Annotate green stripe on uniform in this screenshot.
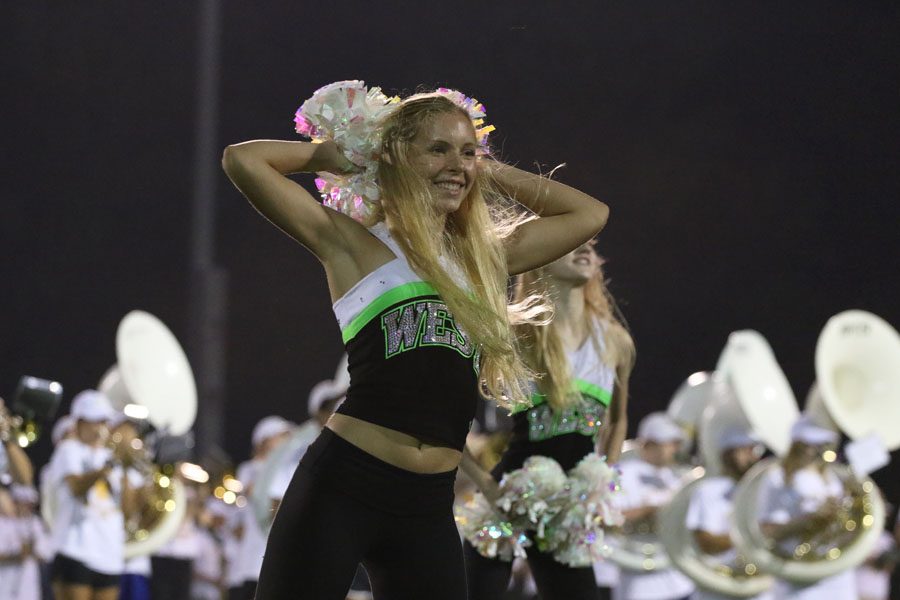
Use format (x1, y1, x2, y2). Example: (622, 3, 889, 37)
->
(511, 379, 612, 414)
(341, 281, 438, 343)
(575, 379, 612, 407)
(511, 392, 547, 414)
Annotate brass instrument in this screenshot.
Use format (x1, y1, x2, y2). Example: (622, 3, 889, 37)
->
(730, 310, 899, 583)
(43, 311, 197, 559)
(667, 371, 715, 446)
(0, 377, 64, 448)
(0, 399, 27, 445)
(606, 370, 731, 574)
(660, 476, 773, 597)
(731, 456, 885, 584)
(607, 465, 702, 572)
(659, 330, 798, 597)
(107, 419, 189, 558)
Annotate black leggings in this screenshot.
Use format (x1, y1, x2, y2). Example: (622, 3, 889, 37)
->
(463, 540, 602, 600)
(255, 427, 465, 600)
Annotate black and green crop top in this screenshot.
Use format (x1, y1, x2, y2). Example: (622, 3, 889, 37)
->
(331, 223, 479, 451)
(495, 321, 616, 474)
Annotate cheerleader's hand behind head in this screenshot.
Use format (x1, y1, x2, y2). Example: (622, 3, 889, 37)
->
(312, 140, 363, 176)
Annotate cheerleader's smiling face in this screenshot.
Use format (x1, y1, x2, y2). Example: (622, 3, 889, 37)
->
(408, 111, 478, 214)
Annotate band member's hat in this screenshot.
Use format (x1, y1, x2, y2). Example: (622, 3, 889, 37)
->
(251, 415, 293, 448)
(70, 390, 116, 423)
(789, 415, 839, 446)
(308, 379, 345, 415)
(637, 412, 686, 444)
(717, 426, 761, 451)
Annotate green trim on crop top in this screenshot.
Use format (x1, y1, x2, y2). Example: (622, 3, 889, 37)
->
(330, 222, 479, 451)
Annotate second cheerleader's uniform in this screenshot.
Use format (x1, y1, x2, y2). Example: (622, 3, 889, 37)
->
(465, 320, 616, 600)
(499, 320, 614, 475)
(255, 222, 479, 600)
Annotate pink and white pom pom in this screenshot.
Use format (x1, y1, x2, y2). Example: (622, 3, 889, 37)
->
(294, 81, 496, 222)
(294, 80, 399, 221)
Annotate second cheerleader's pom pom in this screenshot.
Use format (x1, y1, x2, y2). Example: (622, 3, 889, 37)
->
(496, 456, 569, 535)
(457, 453, 624, 565)
(538, 454, 624, 567)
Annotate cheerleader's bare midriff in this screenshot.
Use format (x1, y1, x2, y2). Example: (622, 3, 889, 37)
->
(326, 413, 462, 474)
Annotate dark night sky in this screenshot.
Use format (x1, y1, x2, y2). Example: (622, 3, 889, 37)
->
(3, 2, 899, 496)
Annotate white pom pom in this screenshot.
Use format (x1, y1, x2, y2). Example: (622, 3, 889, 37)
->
(294, 81, 399, 222)
(455, 493, 530, 562)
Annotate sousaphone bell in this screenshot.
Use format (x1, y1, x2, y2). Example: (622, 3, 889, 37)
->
(730, 310, 898, 583)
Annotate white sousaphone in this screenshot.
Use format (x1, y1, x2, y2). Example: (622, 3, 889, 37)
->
(660, 329, 798, 597)
(730, 310, 898, 583)
(43, 310, 198, 559)
(667, 371, 716, 446)
(701, 330, 799, 477)
(99, 310, 197, 436)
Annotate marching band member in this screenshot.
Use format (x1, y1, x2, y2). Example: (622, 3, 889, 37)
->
(191, 498, 226, 600)
(757, 416, 858, 600)
(36, 415, 69, 561)
(221, 502, 244, 600)
(0, 484, 53, 600)
(51, 390, 142, 600)
(685, 427, 771, 600)
(230, 416, 292, 600)
(109, 413, 152, 600)
(42, 414, 76, 489)
(266, 381, 345, 512)
(615, 412, 695, 600)
(151, 483, 202, 600)
(38, 413, 76, 564)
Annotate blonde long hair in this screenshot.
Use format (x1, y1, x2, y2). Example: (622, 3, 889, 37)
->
(513, 259, 636, 412)
(372, 93, 545, 409)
